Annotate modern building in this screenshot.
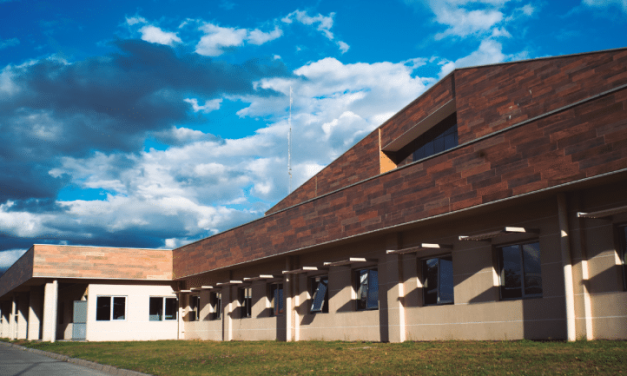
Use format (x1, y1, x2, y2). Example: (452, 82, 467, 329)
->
(1, 48, 626, 343)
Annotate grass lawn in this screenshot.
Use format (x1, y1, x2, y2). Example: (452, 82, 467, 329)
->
(3, 338, 626, 375)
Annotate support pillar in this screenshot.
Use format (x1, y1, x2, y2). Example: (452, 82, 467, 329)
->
(28, 286, 42, 340)
(16, 292, 28, 339)
(223, 286, 233, 341)
(385, 252, 406, 343)
(42, 279, 58, 342)
(557, 193, 576, 342)
(9, 295, 16, 340)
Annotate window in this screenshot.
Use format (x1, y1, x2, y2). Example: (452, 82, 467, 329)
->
(270, 283, 284, 316)
(239, 287, 252, 318)
(498, 242, 542, 300)
(619, 225, 627, 290)
(189, 295, 200, 321)
(96, 296, 126, 321)
(355, 269, 378, 310)
(310, 276, 329, 313)
(422, 256, 454, 305)
(209, 292, 221, 320)
(413, 122, 458, 161)
(149, 297, 178, 321)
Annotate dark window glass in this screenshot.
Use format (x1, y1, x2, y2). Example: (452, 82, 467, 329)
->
(412, 123, 458, 161)
(423, 256, 454, 305)
(210, 292, 221, 320)
(165, 298, 177, 320)
(310, 276, 329, 313)
(112, 297, 125, 320)
(356, 269, 378, 310)
(189, 296, 199, 321)
(271, 284, 284, 316)
(239, 287, 252, 318)
(96, 297, 110, 321)
(149, 297, 163, 321)
(500, 242, 542, 299)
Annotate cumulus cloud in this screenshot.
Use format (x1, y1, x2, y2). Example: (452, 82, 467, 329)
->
(438, 38, 508, 77)
(184, 98, 223, 113)
(195, 23, 283, 56)
(139, 25, 182, 46)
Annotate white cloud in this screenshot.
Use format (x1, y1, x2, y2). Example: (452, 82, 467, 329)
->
(0, 38, 19, 49)
(583, 0, 627, 13)
(40, 56, 434, 242)
(438, 38, 509, 77)
(0, 249, 28, 274)
(125, 16, 147, 26)
(195, 23, 282, 56)
(184, 98, 222, 113)
(281, 10, 350, 53)
(139, 25, 182, 46)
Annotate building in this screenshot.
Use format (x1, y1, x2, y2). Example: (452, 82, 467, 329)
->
(1, 48, 626, 342)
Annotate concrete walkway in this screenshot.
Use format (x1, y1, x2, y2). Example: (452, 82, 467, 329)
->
(0, 342, 151, 376)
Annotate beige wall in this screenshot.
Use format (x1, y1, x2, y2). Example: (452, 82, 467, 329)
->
(86, 283, 178, 341)
(177, 181, 627, 342)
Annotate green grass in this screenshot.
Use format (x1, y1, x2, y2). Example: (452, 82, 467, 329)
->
(5, 338, 626, 375)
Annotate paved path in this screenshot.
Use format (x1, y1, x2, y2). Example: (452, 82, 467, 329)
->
(0, 344, 111, 376)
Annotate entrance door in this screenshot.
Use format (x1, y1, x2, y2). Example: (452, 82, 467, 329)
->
(72, 301, 87, 340)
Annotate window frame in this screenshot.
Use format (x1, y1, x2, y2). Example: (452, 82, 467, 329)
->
(95, 296, 127, 321)
(497, 240, 543, 300)
(354, 268, 379, 311)
(209, 292, 221, 321)
(270, 283, 284, 317)
(309, 275, 329, 314)
(420, 255, 454, 306)
(149, 296, 178, 322)
(238, 287, 252, 319)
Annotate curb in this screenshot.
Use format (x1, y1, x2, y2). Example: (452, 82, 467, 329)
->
(0, 341, 153, 376)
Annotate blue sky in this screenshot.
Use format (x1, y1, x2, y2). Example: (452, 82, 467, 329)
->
(0, 0, 626, 274)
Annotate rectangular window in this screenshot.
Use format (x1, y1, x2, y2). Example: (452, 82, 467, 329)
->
(270, 283, 284, 316)
(189, 295, 200, 321)
(422, 256, 454, 305)
(499, 242, 543, 300)
(310, 276, 329, 313)
(96, 296, 126, 321)
(355, 269, 378, 311)
(239, 287, 252, 318)
(209, 292, 221, 320)
(149, 297, 178, 321)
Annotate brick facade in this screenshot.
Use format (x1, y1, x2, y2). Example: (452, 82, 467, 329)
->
(175, 82, 627, 278)
(0, 247, 34, 297)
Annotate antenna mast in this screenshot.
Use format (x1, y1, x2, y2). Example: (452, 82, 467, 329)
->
(288, 86, 293, 194)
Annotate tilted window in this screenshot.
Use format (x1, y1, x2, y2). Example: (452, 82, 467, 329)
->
(499, 242, 543, 300)
(149, 297, 178, 321)
(355, 269, 378, 311)
(209, 292, 221, 320)
(270, 283, 284, 316)
(412, 119, 458, 162)
(422, 256, 454, 305)
(310, 276, 329, 313)
(96, 296, 126, 321)
(189, 295, 200, 321)
(239, 287, 252, 318)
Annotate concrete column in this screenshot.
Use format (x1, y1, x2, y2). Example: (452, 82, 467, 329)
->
(28, 286, 42, 340)
(9, 295, 16, 340)
(223, 286, 233, 341)
(557, 193, 576, 342)
(385, 252, 406, 343)
(293, 274, 300, 342)
(42, 279, 58, 342)
(1, 302, 10, 338)
(284, 257, 293, 342)
(16, 293, 28, 339)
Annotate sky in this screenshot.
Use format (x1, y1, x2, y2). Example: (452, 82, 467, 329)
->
(0, 0, 626, 275)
